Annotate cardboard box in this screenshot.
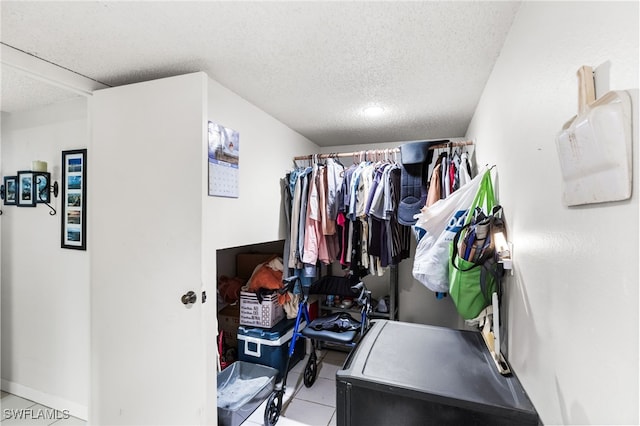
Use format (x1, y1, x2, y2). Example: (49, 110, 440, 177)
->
(218, 303, 240, 349)
(236, 253, 278, 280)
(239, 291, 285, 328)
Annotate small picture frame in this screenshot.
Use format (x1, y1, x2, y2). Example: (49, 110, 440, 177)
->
(61, 149, 87, 250)
(35, 172, 51, 204)
(3, 176, 17, 206)
(17, 171, 36, 207)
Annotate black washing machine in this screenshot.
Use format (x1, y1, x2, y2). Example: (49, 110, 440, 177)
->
(336, 320, 539, 426)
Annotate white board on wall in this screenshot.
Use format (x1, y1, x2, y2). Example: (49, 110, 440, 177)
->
(556, 69, 633, 206)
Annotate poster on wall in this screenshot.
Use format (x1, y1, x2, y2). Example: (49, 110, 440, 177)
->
(61, 149, 87, 250)
(208, 121, 239, 198)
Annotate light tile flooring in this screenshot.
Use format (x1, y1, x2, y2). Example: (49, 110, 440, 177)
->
(1, 349, 346, 426)
(0, 392, 85, 425)
(241, 348, 348, 426)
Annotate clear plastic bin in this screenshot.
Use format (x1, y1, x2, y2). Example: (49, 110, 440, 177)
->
(217, 361, 278, 426)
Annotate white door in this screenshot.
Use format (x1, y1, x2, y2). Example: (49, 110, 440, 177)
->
(90, 73, 209, 425)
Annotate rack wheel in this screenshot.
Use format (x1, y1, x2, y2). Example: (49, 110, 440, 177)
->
(264, 390, 283, 426)
(303, 353, 318, 387)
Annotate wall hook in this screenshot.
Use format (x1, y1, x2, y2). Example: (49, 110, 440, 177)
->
(37, 180, 59, 215)
(43, 201, 56, 216)
(51, 181, 59, 198)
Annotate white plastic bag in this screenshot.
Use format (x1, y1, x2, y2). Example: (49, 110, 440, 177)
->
(412, 168, 487, 293)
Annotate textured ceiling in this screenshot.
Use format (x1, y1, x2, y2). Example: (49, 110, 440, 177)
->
(1, 65, 82, 112)
(1, 1, 521, 146)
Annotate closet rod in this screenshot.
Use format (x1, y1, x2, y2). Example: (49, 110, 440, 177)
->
(293, 139, 474, 161)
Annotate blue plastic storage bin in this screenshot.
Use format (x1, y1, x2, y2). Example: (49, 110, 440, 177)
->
(237, 318, 305, 380)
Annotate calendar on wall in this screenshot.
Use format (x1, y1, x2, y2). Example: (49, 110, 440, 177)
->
(208, 121, 239, 198)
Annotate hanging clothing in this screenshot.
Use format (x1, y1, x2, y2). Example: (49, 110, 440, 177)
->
(283, 145, 472, 281)
(449, 159, 456, 193)
(441, 155, 450, 198)
(425, 163, 442, 208)
(297, 167, 312, 265)
(281, 174, 293, 279)
(325, 157, 344, 221)
(288, 169, 304, 269)
(302, 164, 323, 265)
(397, 141, 439, 226)
(459, 152, 472, 187)
(285, 159, 409, 277)
(451, 151, 461, 192)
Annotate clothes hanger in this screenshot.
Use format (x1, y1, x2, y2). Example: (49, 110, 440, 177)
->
(333, 152, 345, 167)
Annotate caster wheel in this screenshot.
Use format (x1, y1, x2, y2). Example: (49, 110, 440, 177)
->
(303, 355, 318, 387)
(264, 391, 283, 426)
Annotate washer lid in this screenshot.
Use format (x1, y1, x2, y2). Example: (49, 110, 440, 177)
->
(342, 321, 536, 415)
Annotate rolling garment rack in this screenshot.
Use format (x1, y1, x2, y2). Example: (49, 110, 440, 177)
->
(291, 139, 475, 322)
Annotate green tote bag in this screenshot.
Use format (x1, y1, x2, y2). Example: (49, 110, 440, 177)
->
(448, 170, 502, 320)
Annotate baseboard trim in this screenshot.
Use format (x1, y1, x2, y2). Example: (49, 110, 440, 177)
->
(1, 379, 87, 420)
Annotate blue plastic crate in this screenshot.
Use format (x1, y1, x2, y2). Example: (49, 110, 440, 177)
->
(237, 318, 305, 380)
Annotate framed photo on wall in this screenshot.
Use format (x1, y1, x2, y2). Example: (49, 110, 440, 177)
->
(35, 172, 51, 203)
(3, 176, 17, 206)
(17, 171, 36, 207)
(61, 149, 87, 250)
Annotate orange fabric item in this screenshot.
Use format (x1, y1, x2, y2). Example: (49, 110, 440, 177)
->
(247, 263, 283, 292)
(278, 292, 291, 306)
(217, 275, 246, 304)
(425, 163, 442, 209)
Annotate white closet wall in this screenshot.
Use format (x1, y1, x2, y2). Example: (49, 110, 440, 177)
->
(90, 72, 318, 425)
(467, 2, 639, 424)
(203, 77, 319, 422)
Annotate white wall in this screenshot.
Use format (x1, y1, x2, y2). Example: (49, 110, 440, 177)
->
(203, 78, 319, 251)
(203, 77, 318, 423)
(0, 112, 2, 396)
(1, 98, 90, 418)
(466, 2, 639, 424)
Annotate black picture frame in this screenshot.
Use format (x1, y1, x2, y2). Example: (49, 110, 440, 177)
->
(61, 149, 87, 250)
(3, 176, 18, 206)
(35, 172, 51, 204)
(17, 171, 36, 207)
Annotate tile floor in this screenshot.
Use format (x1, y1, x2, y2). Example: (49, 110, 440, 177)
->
(241, 348, 348, 426)
(1, 348, 345, 426)
(0, 391, 85, 425)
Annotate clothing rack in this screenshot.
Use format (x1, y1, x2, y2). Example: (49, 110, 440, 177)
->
(292, 139, 474, 162)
